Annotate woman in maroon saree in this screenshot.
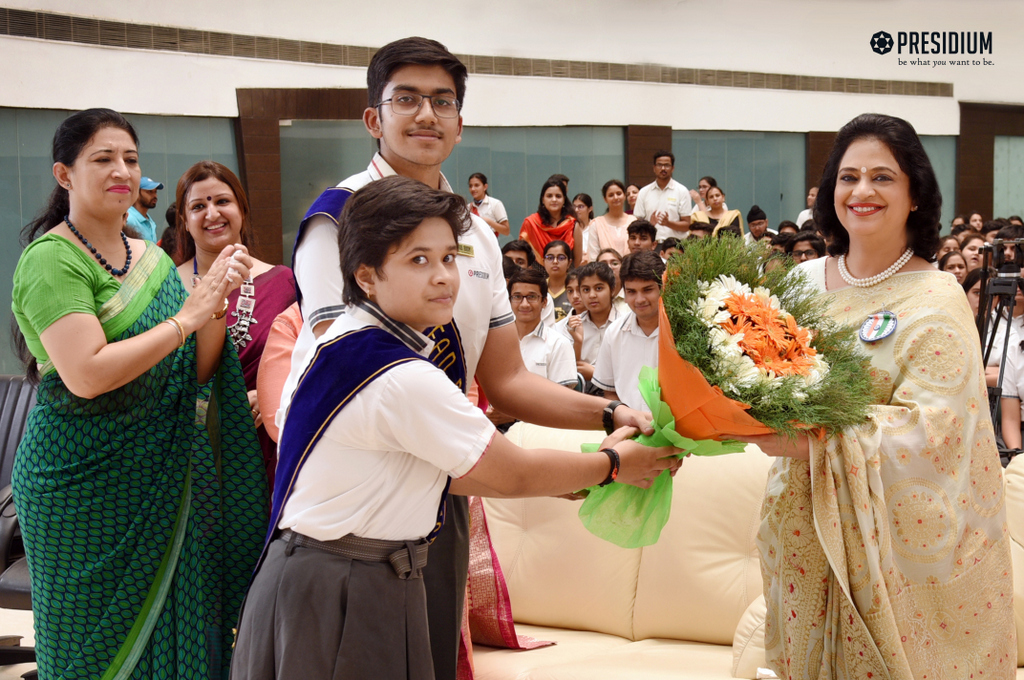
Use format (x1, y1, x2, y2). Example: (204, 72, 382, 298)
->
(175, 161, 295, 487)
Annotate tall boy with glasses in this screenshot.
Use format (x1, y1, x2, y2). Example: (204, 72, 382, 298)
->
(277, 37, 664, 680)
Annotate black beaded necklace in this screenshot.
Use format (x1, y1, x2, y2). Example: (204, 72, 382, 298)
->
(64, 216, 132, 276)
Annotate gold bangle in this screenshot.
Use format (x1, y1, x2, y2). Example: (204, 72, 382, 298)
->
(164, 316, 186, 348)
(211, 298, 229, 320)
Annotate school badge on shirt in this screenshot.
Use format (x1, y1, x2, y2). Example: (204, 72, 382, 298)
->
(859, 311, 897, 343)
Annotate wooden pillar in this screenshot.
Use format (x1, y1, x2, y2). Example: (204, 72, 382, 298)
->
(626, 125, 673, 189)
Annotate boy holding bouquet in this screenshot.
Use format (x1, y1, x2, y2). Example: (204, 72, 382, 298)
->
(230, 176, 677, 680)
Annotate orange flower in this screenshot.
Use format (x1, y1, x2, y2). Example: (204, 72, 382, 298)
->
(719, 292, 817, 378)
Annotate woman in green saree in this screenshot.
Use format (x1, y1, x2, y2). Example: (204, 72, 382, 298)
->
(10, 109, 268, 679)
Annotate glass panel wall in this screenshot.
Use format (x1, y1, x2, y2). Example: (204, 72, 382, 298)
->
(920, 135, 957, 232)
(671, 130, 806, 230)
(993, 135, 1024, 222)
(0, 107, 237, 374)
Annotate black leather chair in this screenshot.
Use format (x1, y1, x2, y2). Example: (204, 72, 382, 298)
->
(0, 375, 37, 676)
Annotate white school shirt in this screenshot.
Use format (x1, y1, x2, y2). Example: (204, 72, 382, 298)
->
(518, 320, 577, 386)
(472, 195, 509, 232)
(278, 153, 515, 432)
(278, 305, 495, 542)
(555, 307, 619, 365)
(591, 311, 659, 411)
(796, 208, 813, 227)
(633, 178, 693, 242)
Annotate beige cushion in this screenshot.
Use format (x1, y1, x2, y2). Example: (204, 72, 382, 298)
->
(1004, 456, 1024, 667)
(485, 425, 641, 639)
(632, 448, 773, 644)
(731, 594, 767, 679)
(471, 625, 631, 680)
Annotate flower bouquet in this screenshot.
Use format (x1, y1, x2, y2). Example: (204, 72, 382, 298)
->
(579, 236, 874, 548)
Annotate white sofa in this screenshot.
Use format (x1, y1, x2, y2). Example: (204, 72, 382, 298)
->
(472, 424, 1024, 680)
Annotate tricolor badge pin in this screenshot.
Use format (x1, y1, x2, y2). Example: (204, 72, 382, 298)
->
(859, 311, 897, 343)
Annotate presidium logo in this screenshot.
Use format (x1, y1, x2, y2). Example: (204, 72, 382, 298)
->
(869, 29, 993, 62)
(871, 31, 894, 55)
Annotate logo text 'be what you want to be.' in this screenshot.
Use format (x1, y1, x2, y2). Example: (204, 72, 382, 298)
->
(871, 30, 994, 67)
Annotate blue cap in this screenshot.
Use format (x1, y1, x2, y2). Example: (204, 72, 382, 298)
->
(140, 177, 164, 190)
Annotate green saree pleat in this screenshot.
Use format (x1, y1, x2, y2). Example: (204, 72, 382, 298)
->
(12, 246, 269, 680)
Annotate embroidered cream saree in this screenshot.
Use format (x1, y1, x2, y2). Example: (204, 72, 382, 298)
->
(757, 270, 1016, 679)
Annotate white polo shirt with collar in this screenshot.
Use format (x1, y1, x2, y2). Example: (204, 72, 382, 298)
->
(633, 178, 693, 242)
(591, 310, 659, 411)
(555, 306, 619, 365)
(518, 320, 577, 386)
(472, 194, 508, 232)
(278, 304, 495, 542)
(278, 153, 515, 432)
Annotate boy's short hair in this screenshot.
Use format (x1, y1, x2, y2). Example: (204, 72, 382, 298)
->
(575, 261, 616, 290)
(659, 237, 680, 254)
(770, 232, 795, 248)
(627, 220, 657, 241)
(620, 250, 666, 287)
(565, 268, 580, 286)
(785, 232, 826, 257)
(367, 37, 468, 108)
(501, 239, 536, 267)
(596, 247, 623, 262)
(502, 255, 519, 281)
(508, 264, 549, 298)
(338, 176, 470, 305)
(777, 220, 798, 232)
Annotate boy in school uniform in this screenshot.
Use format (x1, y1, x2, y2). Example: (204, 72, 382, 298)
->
(626, 220, 659, 253)
(231, 177, 677, 680)
(557, 261, 619, 385)
(592, 251, 666, 411)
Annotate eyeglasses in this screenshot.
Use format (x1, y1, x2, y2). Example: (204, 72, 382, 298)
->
(378, 93, 461, 119)
(791, 249, 818, 260)
(544, 254, 569, 262)
(654, 163, 673, 169)
(511, 294, 542, 303)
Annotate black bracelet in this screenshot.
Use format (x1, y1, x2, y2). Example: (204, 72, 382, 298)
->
(599, 448, 620, 487)
(602, 400, 625, 435)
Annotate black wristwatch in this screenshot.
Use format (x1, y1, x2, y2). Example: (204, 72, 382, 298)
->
(602, 400, 625, 435)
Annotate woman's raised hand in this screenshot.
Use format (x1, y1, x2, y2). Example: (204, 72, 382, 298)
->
(178, 245, 252, 333)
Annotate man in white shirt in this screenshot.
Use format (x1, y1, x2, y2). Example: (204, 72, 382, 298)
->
(796, 186, 818, 227)
(745, 205, 776, 244)
(280, 37, 659, 680)
(633, 151, 692, 242)
(593, 251, 665, 410)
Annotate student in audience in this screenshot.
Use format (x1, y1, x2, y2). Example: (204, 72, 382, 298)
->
(592, 251, 666, 411)
(982, 220, 1004, 243)
(557, 261, 619, 384)
(776, 220, 799, 236)
(785, 232, 826, 261)
(659, 237, 682, 261)
(795, 186, 818, 227)
(564, 269, 585, 315)
(960, 232, 985, 271)
(468, 172, 510, 236)
(502, 255, 518, 284)
(968, 211, 984, 231)
(596, 247, 628, 313)
(543, 239, 573, 322)
(935, 234, 960, 260)
(501, 239, 536, 268)
(769, 231, 794, 254)
(938, 250, 968, 284)
(573, 193, 594, 262)
(745, 205, 774, 243)
(688, 175, 720, 213)
(587, 179, 636, 262)
(234, 177, 677, 679)
(950, 214, 966, 231)
(626, 219, 658, 253)
(1010, 215, 1024, 227)
(691, 186, 742, 233)
(625, 183, 640, 214)
(509, 266, 577, 386)
(688, 223, 711, 239)
(520, 178, 582, 265)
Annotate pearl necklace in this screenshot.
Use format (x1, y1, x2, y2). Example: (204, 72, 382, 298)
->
(837, 248, 914, 288)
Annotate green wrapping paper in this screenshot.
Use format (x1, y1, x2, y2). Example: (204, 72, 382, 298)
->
(578, 367, 747, 549)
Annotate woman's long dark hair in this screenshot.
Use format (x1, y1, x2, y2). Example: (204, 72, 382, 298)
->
(536, 179, 574, 226)
(15, 109, 140, 382)
(814, 113, 941, 260)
